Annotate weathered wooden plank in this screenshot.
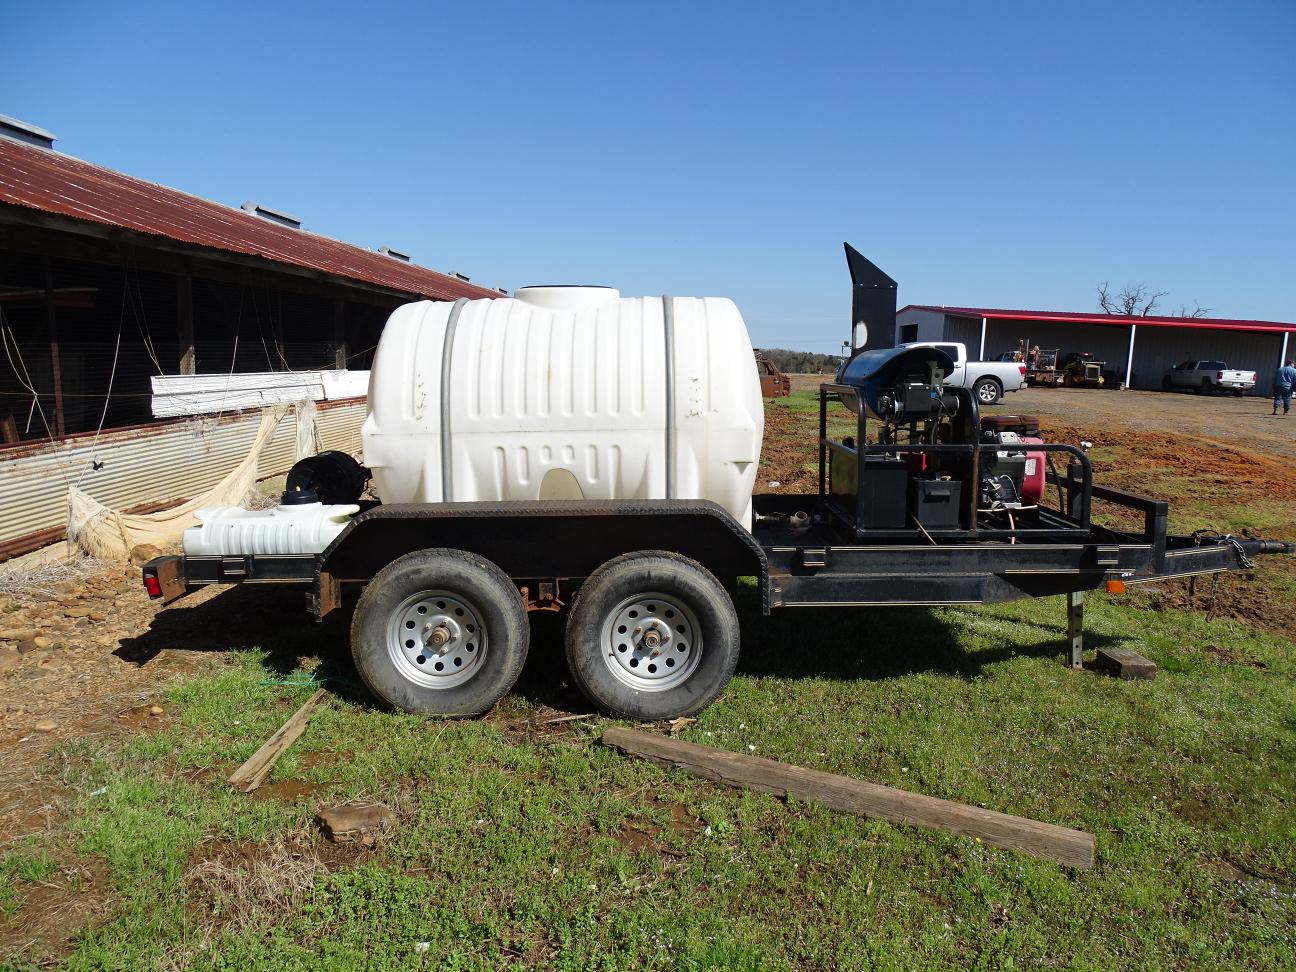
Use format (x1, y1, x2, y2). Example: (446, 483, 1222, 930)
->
(1095, 648, 1157, 680)
(602, 727, 1094, 869)
(315, 801, 394, 843)
(228, 689, 327, 793)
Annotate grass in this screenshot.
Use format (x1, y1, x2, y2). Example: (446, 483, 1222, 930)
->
(0, 849, 57, 916)
(4, 595, 1295, 970)
(4, 390, 1295, 969)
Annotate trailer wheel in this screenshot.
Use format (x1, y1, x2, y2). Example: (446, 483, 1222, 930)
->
(973, 377, 1002, 405)
(564, 551, 739, 720)
(350, 548, 528, 717)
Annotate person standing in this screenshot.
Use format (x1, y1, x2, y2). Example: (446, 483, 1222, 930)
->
(1272, 360, 1296, 415)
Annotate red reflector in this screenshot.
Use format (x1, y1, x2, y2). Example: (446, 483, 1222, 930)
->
(144, 575, 163, 598)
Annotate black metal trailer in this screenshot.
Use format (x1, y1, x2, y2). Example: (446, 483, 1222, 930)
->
(142, 344, 1290, 722)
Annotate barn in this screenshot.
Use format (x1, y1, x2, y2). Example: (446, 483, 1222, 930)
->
(0, 116, 498, 559)
(895, 305, 1294, 395)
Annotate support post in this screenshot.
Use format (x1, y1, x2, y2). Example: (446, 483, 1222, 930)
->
(177, 272, 195, 375)
(1066, 589, 1084, 671)
(274, 290, 285, 369)
(332, 298, 348, 369)
(1124, 324, 1136, 389)
(978, 316, 988, 361)
(41, 255, 66, 437)
(1280, 331, 1290, 371)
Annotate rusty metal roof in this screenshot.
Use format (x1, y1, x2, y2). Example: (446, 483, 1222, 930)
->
(0, 137, 499, 301)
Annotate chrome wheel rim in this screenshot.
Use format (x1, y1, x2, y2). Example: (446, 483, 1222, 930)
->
(977, 383, 998, 403)
(600, 592, 701, 692)
(386, 590, 486, 688)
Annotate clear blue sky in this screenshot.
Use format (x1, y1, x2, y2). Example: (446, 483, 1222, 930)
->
(3, 0, 1293, 350)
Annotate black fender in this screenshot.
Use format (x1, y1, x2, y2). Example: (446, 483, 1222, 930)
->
(319, 499, 771, 612)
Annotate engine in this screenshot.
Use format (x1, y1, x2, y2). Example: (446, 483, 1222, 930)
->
(832, 345, 1054, 534)
(979, 416, 1046, 512)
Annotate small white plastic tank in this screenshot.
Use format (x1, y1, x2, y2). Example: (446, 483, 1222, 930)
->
(362, 288, 764, 529)
(184, 501, 360, 556)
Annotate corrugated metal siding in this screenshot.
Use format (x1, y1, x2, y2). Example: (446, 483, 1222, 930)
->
(977, 320, 1134, 375)
(0, 399, 365, 549)
(943, 315, 983, 354)
(894, 308, 945, 345)
(910, 306, 1292, 392)
(1132, 327, 1284, 394)
(969, 319, 1286, 392)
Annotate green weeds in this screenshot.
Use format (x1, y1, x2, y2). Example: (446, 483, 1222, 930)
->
(2, 594, 1291, 970)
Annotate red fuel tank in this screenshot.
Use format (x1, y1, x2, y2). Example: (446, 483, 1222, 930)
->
(1021, 437, 1046, 505)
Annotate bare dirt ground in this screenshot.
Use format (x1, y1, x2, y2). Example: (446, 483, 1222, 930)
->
(786, 376, 1296, 454)
(768, 379, 1296, 633)
(2, 380, 1294, 954)
(772, 377, 1296, 498)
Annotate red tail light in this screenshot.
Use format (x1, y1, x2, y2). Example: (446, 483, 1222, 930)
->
(1216, 372, 1225, 380)
(144, 574, 163, 598)
(1018, 365, 1027, 377)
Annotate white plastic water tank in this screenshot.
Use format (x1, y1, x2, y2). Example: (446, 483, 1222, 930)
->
(362, 288, 764, 529)
(184, 501, 360, 556)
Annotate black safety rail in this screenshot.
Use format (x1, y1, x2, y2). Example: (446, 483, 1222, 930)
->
(817, 383, 1095, 541)
(1048, 462, 1169, 572)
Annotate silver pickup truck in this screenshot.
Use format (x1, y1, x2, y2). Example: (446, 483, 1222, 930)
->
(1164, 360, 1257, 396)
(898, 341, 1028, 404)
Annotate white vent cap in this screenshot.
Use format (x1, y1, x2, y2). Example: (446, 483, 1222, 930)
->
(513, 286, 620, 311)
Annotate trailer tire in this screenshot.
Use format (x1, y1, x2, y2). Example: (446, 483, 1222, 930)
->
(350, 548, 528, 717)
(973, 377, 1002, 405)
(564, 551, 739, 721)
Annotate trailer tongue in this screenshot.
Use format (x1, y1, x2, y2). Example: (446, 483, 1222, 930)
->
(142, 247, 1291, 720)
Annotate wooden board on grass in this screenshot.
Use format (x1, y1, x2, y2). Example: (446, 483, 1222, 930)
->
(602, 727, 1094, 869)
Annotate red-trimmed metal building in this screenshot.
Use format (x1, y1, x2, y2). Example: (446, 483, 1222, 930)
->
(896, 305, 1294, 395)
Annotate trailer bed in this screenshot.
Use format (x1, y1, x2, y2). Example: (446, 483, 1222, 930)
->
(151, 491, 1279, 612)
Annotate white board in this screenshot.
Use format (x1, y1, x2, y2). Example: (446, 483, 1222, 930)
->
(150, 370, 369, 418)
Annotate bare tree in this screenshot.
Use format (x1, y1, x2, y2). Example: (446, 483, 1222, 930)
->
(1097, 282, 1169, 317)
(1175, 300, 1212, 319)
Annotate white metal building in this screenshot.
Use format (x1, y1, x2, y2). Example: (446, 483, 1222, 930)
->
(895, 305, 1295, 395)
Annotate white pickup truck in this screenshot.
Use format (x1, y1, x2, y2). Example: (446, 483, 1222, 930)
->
(897, 341, 1028, 404)
(1164, 360, 1257, 396)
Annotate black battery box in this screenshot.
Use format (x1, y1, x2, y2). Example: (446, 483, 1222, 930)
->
(909, 477, 962, 529)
